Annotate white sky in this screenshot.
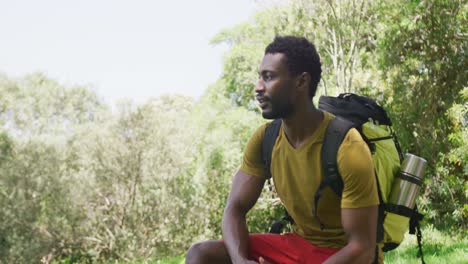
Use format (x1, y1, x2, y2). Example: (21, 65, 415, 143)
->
(0, 0, 259, 105)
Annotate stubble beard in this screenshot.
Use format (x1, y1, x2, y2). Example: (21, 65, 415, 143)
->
(261, 96, 295, 120)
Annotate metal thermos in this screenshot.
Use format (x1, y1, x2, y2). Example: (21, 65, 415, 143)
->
(389, 153, 427, 209)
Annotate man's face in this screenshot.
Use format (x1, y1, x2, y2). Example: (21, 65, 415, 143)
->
(255, 53, 297, 119)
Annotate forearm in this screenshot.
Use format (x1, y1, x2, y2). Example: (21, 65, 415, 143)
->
(222, 206, 250, 263)
(323, 242, 374, 264)
(324, 205, 378, 264)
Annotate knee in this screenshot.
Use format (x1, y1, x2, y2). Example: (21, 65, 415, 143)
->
(186, 240, 229, 264)
(185, 241, 210, 264)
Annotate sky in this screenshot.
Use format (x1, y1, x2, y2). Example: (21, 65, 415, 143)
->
(0, 0, 260, 105)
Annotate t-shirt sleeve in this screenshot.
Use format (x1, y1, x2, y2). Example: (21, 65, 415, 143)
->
(239, 123, 269, 178)
(337, 128, 379, 208)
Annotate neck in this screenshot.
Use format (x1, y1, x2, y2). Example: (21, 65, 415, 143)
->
(281, 100, 324, 149)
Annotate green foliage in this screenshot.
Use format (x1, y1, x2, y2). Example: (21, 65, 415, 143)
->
(0, 73, 106, 139)
(0, 129, 12, 165)
(0, 75, 273, 262)
(0, 75, 203, 262)
(377, 0, 467, 231)
(213, 0, 387, 108)
(67, 95, 198, 260)
(0, 140, 87, 263)
(185, 82, 272, 239)
(211, 9, 279, 109)
(291, 0, 385, 96)
(0, 74, 107, 263)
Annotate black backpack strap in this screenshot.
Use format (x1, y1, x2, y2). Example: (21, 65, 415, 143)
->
(262, 119, 295, 234)
(376, 171, 386, 244)
(269, 210, 294, 234)
(410, 205, 425, 264)
(314, 117, 355, 229)
(262, 119, 282, 179)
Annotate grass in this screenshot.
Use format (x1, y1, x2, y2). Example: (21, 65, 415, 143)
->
(154, 256, 185, 264)
(383, 225, 467, 264)
(384, 241, 467, 264)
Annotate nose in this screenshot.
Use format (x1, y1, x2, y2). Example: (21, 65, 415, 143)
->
(255, 78, 265, 93)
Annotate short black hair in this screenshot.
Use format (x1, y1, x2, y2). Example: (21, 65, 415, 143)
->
(265, 36, 321, 98)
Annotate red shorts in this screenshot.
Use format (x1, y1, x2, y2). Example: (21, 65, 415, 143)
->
(247, 233, 339, 264)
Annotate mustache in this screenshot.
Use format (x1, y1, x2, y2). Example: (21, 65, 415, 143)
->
(256, 93, 270, 102)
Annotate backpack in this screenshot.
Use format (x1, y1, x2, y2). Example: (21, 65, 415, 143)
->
(262, 93, 425, 262)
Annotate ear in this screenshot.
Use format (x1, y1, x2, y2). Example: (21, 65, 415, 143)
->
(295, 72, 311, 94)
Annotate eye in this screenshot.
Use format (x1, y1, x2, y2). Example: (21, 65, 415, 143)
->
(261, 72, 273, 82)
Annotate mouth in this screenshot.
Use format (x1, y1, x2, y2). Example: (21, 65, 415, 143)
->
(256, 96, 269, 109)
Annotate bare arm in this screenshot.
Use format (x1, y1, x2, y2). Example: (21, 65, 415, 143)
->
(222, 170, 265, 263)
(323, 205, 378, 264)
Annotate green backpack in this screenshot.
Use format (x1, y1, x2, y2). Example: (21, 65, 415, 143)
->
(262, 93, 425, 262)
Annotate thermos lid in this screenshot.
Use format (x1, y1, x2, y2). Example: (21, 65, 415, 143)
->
(401, 153, 427, 179)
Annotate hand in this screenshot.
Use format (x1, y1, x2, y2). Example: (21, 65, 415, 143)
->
(237, 256, 272, 264)
(258, 257, 272, 264)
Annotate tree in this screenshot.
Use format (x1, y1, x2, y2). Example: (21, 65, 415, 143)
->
(377, 0, 467, 230)
(0, 73, 107, 262)
(290, 0, 384, 96)
(213, 0, 386, 109)
(0, 72, 107, 139)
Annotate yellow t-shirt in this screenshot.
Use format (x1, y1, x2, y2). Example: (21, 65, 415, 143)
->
(240, 111, 379, 248)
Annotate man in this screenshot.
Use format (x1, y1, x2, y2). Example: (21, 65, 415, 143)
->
(186, 36, 379, 264)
